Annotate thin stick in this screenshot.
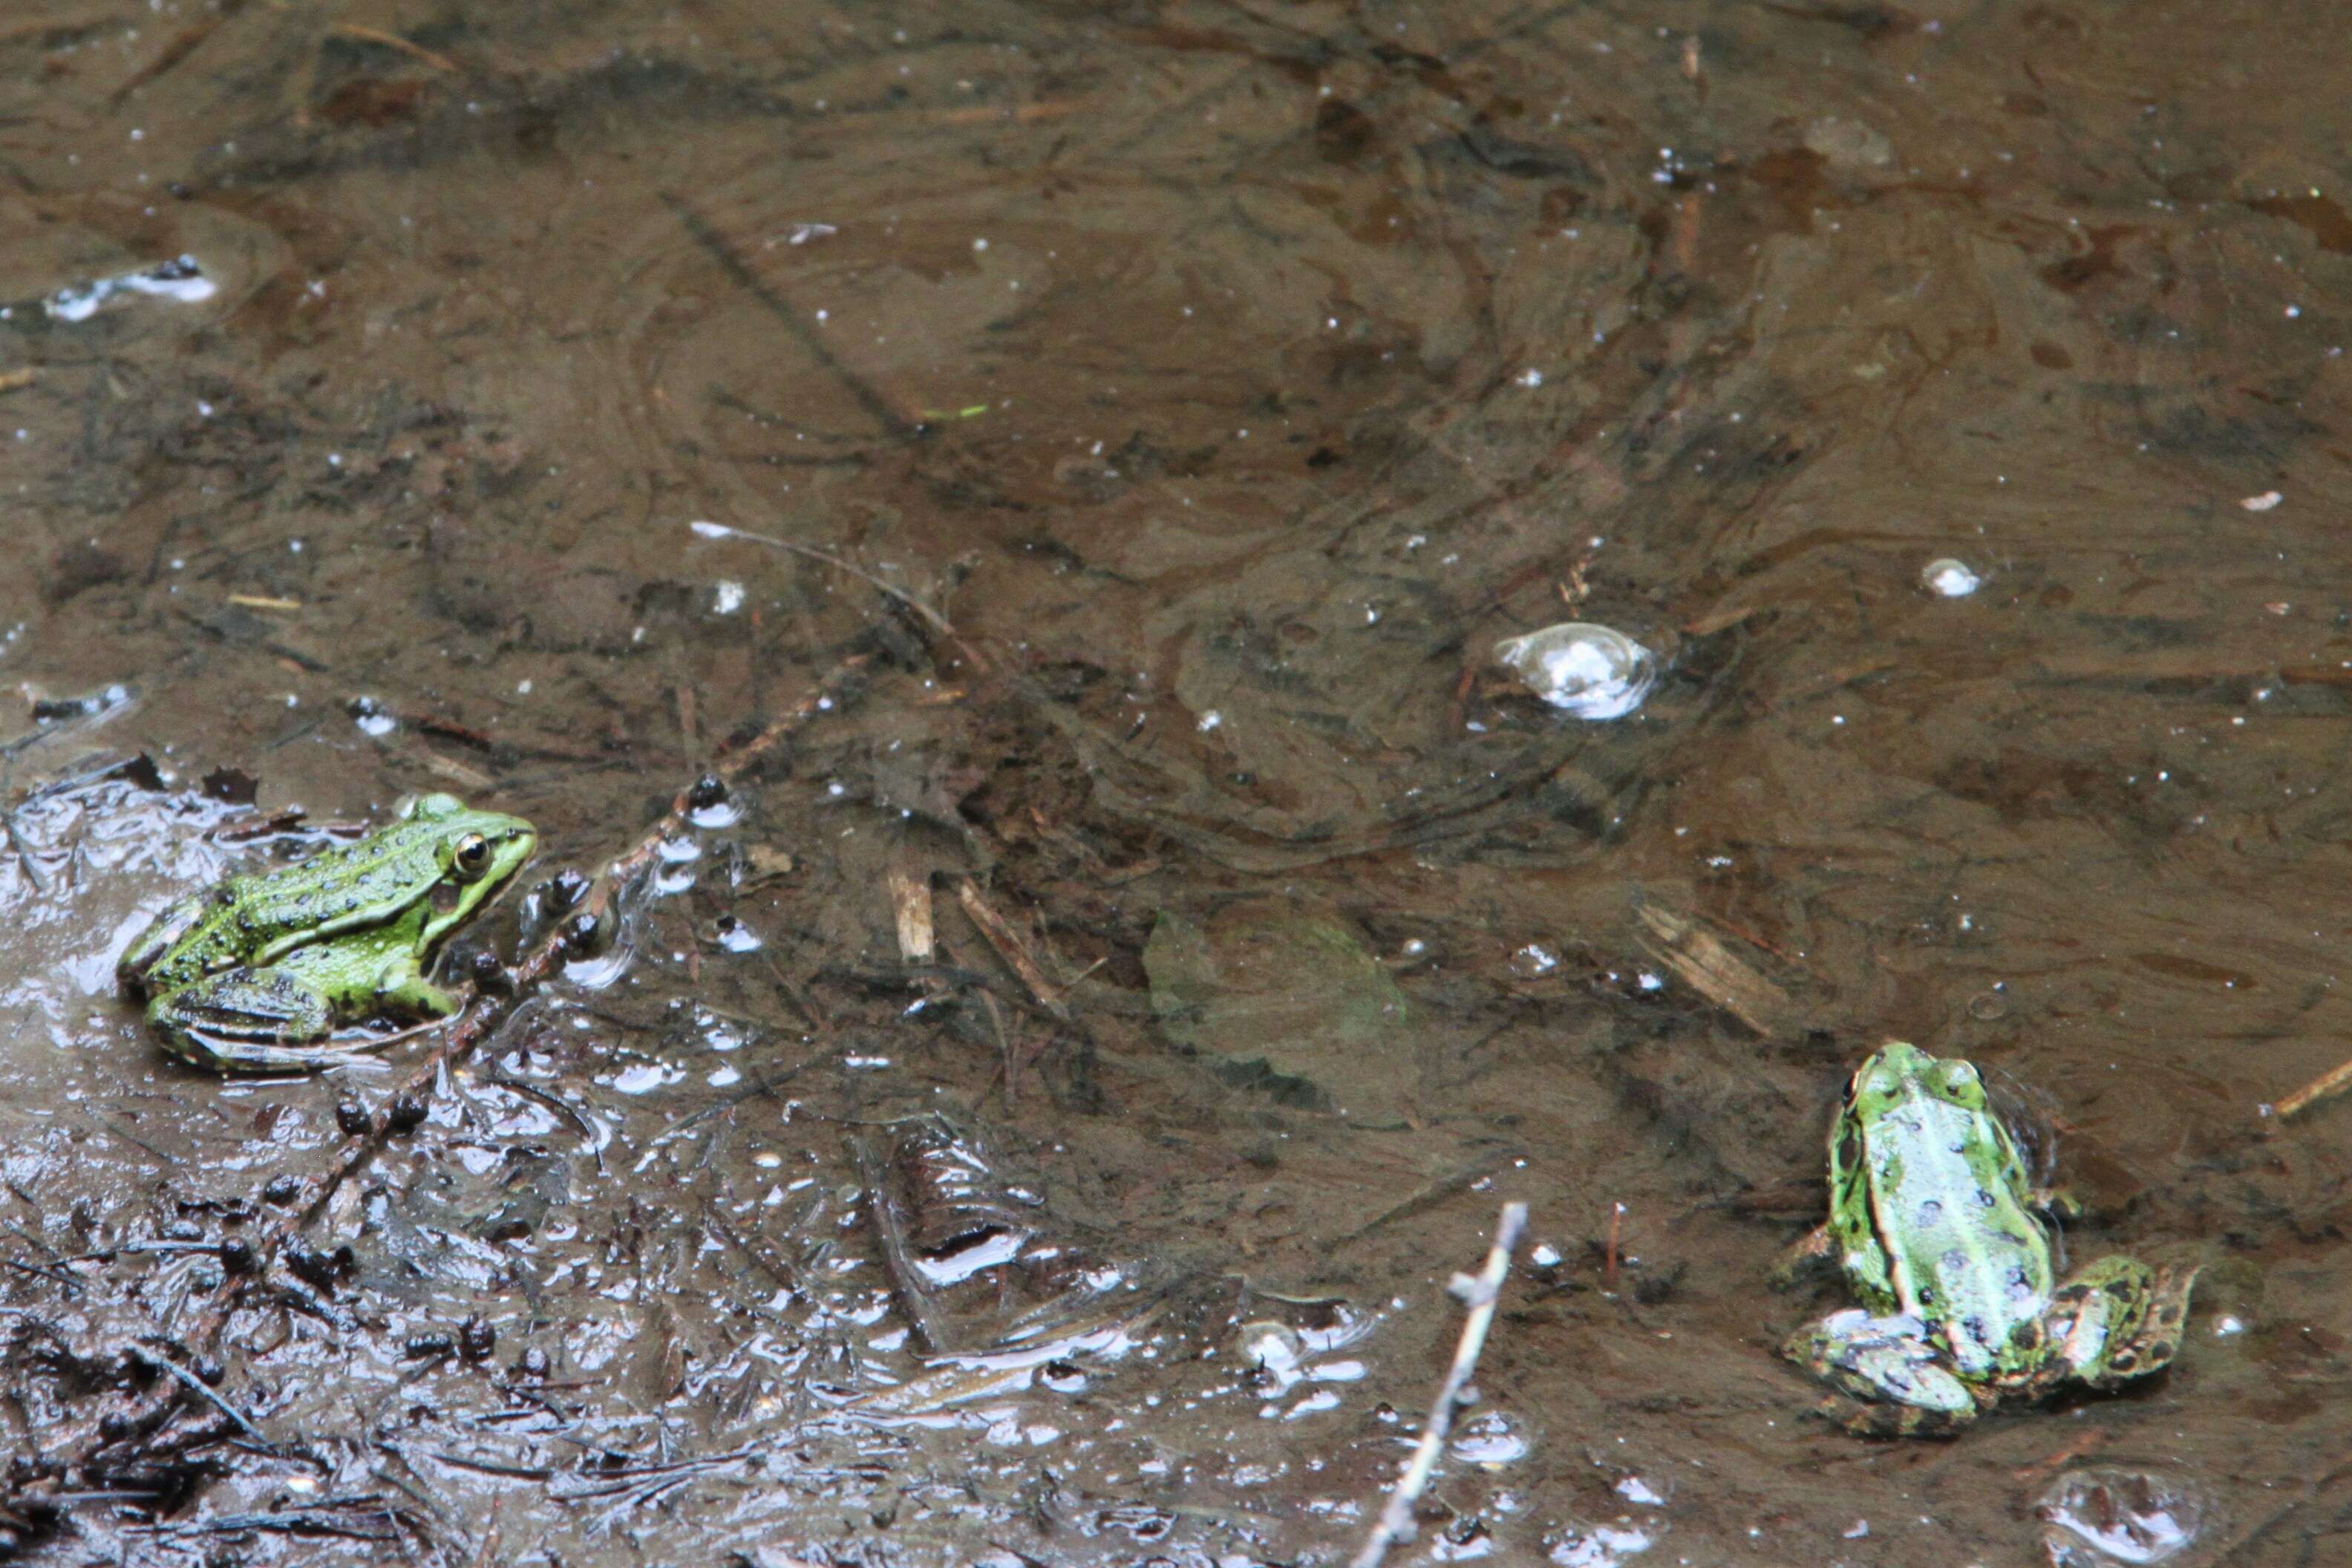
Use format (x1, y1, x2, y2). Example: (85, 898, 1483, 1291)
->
(143, 1357, 272, 1450)
(2276, 1056, 2352, 1120)
(327, 23, 460, 74)
(688, 520, 995, 675)
(661, 193, 920, 441)
(1350, 1200, 1528, 1568)
(689, 521, 956, 639)
(291, 653, 869, 1230)
(955, 878, 1071, 1021)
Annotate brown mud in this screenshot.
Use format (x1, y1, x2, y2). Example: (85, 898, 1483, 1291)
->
(1, 1, 2351, 1564)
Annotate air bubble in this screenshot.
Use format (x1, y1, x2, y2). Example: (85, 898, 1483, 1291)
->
(1492, 622, 1657, 720)
(1921, 558, 1982, 598)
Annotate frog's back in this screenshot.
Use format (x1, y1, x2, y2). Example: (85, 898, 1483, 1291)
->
(1870, 1080, 2054, 1370)
(122, 825, 440, 994)
(229, 827, 442, 953)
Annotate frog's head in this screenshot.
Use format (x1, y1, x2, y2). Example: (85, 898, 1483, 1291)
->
(403, 793, 538, 943)
(1849, 1039, 1988, 1116)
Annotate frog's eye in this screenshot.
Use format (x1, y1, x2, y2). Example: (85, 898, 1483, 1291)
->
(451, 833, 494, 881)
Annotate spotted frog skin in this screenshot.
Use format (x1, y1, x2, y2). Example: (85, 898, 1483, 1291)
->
(1777, 1041, 2195, 1436)
(117, 793, 535, 1072)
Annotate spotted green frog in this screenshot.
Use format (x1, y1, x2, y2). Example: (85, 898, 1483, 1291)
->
(117, 793, 536, 1073)
(1777, 1041, 2195, 1436)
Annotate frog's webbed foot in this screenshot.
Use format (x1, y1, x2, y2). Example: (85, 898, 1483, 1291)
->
(1783, 1309, 1979, 1437)
(2042, 1257, 2198, 1391)
(1826, 1394, 1976, 1440)
(148, 967, 361, 1074)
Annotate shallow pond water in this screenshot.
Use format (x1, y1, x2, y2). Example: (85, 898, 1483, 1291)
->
(4, 1, 2352, 1564)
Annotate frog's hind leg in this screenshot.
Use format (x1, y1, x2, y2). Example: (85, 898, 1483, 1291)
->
(2055, 1258, 2198, 1389)
(2034, 1255, 2198, 1397)
(147, 967, 362, 1074)
(2134, 1265, 2197, 1362)
(1783, 1310, 1980, 1438)
(116, 889, 214, 995)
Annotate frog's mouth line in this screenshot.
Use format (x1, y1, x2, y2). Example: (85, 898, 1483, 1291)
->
(473, 835, 539, 920)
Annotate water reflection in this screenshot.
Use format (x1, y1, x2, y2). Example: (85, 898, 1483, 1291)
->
(2039, 1467, 2208, 1566)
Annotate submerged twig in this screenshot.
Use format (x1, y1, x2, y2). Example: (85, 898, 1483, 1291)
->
(955, 878, 1072, 1022)
(1334, 1152, 1520, 1247)
(478, 1070, 601, 1162)
(327, 22, 460, 73)
(2276, 1057, 2352, 1121)
(0, 1257, 80, 1293)
(108, 4, 241, 108)
(689, 520, 962, 644)
(702, 1204, 820, 1305)
(292, 653, 868, 1229)
(1350, 1201, 1528, 1568)
(662, 192, 920, 441)
(1602, 1200, 1624, 1294)
(138, 1502, 403, 1544)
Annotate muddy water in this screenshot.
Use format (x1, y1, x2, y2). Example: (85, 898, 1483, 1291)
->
(1, 1, 2350, 1563)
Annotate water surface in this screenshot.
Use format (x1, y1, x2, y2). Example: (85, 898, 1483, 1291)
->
(2, 2, 2350, 1564)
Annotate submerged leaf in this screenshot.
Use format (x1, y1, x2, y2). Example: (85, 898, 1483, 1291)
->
(1144, 903, 1414, 1120)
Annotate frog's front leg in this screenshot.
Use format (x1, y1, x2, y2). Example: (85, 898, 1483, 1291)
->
(2027, 1185, 2084, 1221)
(1768, 1224, 1840, 1291)
(1785, 1309, 1982, 1437)
(148, 967, 351, 1073)
(2035, 1255, 2198, 1393)
(372, 953, 462, 1020)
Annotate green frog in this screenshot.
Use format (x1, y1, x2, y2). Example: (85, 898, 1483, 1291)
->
(117, 793, 536, 1073)
(1777, 1040, 2195, 1436)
